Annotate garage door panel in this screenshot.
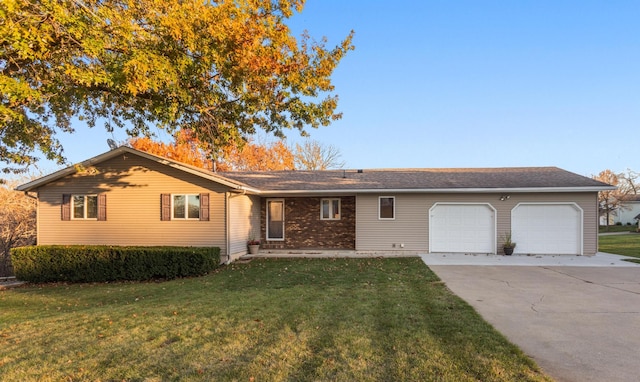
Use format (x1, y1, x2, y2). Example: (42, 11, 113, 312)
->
(512, 204, 581, 255)
(430, 204, 495, 253)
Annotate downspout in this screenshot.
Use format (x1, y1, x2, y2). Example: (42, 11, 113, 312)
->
(225, 192, 231, 265)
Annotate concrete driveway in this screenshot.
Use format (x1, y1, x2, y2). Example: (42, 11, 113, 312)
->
(423, 255, 640, 382)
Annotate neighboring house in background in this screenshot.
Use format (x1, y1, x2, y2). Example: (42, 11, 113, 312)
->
(599, 215, 614, 226)
(612, 194, 640, 225)
(17, 147, 614, 263)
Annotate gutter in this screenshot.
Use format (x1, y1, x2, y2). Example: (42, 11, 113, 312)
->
(229, 185, 259, 195)
(254, 186, 617, 196)
(23, 191, 37, 199)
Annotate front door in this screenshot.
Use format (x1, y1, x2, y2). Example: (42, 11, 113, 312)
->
(267, 199, 285, 240)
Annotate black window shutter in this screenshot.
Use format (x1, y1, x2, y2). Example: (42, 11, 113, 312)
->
(161, 194, 171, 221)
(61, 194, 71, 221)
(97, 194, 107, 221)
(200, 193, 210, 221)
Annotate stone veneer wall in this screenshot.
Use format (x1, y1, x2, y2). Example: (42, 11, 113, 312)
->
(261, 196, 356, 250)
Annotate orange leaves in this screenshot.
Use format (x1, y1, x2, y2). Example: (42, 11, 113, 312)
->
(131, 130, 298, 172)
(217, 139, 295, 171)
(1, 0, 353, 175)
(129, 129, 213, 170)
(131, 131, 344, 172)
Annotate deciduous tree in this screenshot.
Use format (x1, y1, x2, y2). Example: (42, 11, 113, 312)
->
(217, 139, 295, 171)
(294, 139, 344, 170)
(618, 168, 639, 195)
(130, 129, 212, 170)
(0, 0, 354, 174)
(132, 130, 295, 171)
(593, 169, 628, 226)
(0, 180, 36, 276)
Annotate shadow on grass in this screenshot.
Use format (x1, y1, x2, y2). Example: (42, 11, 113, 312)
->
(0, 257, 551, 381)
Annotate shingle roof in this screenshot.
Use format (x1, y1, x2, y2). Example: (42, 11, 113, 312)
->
(16, 146, 614, 194)
(220, 167, 613, 193)
(620, 194, 640, 202)
(15, 146, 258, 193)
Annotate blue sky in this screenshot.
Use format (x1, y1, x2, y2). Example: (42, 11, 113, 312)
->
(41, 0, 639, 177)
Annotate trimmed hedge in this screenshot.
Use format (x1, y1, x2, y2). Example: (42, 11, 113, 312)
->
(10, 245, 220, 283)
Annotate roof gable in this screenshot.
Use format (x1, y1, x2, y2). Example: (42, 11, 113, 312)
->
(16, 146, 256, 192)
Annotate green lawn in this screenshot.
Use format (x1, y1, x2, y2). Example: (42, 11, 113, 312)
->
(599, 224, 637, 233)
(599, 234, 640, 260)
(0, 258, 550, 381)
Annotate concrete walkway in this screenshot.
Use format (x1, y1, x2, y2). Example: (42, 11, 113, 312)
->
(421, 252, 639, 267)
(0, 279, 26, 290)
(424, 255, 640, 382)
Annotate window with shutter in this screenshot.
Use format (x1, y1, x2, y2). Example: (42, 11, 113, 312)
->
(161, 194, 171, 221)
(66, 195, 99, 220)
(200, 193, 210, 221)
(162, 193, 209, 221)
(62, 194, 71, 221)
(98, 194, 107, 221)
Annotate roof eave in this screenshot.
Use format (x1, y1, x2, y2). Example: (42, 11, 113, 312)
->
(257, 186, 615, 196)
(15, 147, 132, 192)
(15, 146, 256, 193)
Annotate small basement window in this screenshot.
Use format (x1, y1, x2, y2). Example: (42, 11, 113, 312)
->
(321, 198, 341, 220)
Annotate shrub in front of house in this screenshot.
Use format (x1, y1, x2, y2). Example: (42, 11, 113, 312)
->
(10, 246, 220, 283)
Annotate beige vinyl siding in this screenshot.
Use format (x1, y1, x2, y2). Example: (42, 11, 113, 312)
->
(356, 194, 429, 251)
(228, 194, 261, 260)
(356, 192, 599, 255)
(36, 153, 229, 257)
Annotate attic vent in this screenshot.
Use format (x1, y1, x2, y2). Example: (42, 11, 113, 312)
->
(357, 169, 363, 173)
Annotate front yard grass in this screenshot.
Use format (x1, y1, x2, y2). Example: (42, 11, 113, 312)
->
(0, 258, 550, 381)
(599, 234, 640, 261)
(599, 224, 637, 233)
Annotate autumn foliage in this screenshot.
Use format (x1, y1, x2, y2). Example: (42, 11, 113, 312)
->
(0, 0, 354, 174)
(592, 169, 635, 226)
(217, 140, 295, 171)
(130, 130, 213, 170)
(130, 130, 295, 171)
(0, 181, 36, 276)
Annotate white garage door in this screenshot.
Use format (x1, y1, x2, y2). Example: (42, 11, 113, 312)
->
(512, 203, 582, 255)
(430, 204, 495, 253)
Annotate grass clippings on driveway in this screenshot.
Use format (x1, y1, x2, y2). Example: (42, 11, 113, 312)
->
(0, 258, 550, 381)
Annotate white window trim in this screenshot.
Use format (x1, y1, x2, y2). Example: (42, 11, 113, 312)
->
(266, 198, 285, 241)
(71, 194, 98, 220)
(320, 198, 341, 220)
(378, 196, 396, 220)
(171, 194, 200, 220)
